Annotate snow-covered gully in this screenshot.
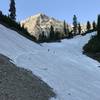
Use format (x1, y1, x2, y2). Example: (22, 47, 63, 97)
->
(0, 24, 100, 100)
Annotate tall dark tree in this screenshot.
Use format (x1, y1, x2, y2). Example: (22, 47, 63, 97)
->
(78, 23, 81, 34)
(41, 31, 47, 42)
(66, 24, 70, 37)
(86, 21, 91, 31)
(68, 31, 73, 38)
(0, 11, 2, 16)
(63, 20, 67, 34)
(73, 15, 78, 35)
(38, 31, 47, 42)
(92, 21, 97, 31)
(97, 15, 100, 38)
(50, 25, 55, 40)
(55, 31, 61, 40)
(9, 0, 16, 20)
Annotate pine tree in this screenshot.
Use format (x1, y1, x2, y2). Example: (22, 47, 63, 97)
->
(78, 23, 81, 34)
(73, 15, 78, 35)
(92, 21, 96, 31)
(66, 24, 70, 37)
(38, 31, 47, 42)
(68, 31, 73, 38)
(55, 31, 61, 40)
(41, 31, 47, 42)
(97, 15, 100, 38)
(9, 0, 16, 21)
(38, 34, 42, 42)
(0, 11, 2, 16)
(50, 25, 55, 40)
(86, 21, 91, 31)
(63, 20, 67, 34)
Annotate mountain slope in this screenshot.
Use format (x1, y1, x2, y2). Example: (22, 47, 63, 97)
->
(0, 24, 100, 100)
(21, 13, 70, 39)
(0, 54, 55, 100)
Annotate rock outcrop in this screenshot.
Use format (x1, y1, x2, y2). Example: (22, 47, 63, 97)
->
(0, 54, 55, 100)
(21, 13, 69, 39)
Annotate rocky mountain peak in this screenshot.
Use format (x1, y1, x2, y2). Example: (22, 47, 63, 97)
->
(20, 13, 69, 39)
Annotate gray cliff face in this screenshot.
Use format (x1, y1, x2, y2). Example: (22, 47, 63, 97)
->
(21, 13, 69, 39)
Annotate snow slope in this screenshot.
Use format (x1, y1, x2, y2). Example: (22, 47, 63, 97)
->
(0, 24, 100, 100)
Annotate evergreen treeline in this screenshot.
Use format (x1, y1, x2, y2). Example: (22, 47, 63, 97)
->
(83, 15, 100, 53)
(0, 11, 36, 42)
(0, 0, 97, 43)
(38, 14, 96, 42)
(0, 0, 36, 42)
(83, 15, 100, 62)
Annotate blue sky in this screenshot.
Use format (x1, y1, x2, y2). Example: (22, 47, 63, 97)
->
(0, 0, 100, 24)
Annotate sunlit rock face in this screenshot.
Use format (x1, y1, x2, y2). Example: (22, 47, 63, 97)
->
(21, 13, 70, 39)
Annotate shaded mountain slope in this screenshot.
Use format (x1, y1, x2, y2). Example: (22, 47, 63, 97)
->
(0, 54, 55, 100)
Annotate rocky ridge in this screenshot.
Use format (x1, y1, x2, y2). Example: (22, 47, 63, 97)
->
(21, 13, 70, 39)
